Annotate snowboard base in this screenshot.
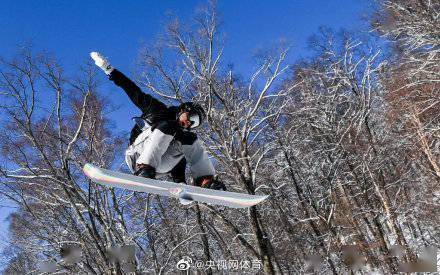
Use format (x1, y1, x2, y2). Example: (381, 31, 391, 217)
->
(83, 163, 268, 208)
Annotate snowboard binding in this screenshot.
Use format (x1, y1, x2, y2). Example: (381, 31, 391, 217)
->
(209, 178, 227, 191)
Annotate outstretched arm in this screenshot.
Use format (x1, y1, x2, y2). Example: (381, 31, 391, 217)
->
(109, 69, 167, 113)
(90, 52, 167, 114)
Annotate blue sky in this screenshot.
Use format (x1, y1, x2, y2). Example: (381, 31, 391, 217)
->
(0, 0, 374, 257)
(1, 0, 374, 132)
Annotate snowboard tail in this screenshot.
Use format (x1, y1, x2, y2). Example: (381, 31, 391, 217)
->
(83, 163, 268, 208)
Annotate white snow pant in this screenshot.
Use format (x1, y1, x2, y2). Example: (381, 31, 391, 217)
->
(125, 127, 215, 179)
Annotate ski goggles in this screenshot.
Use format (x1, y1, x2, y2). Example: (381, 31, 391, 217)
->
(189, 113, 201, 128)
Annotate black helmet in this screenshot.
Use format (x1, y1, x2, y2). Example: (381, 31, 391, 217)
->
(178, 102, 206, 128)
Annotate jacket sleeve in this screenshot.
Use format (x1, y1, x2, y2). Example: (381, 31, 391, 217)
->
(109, 69, 167, 115)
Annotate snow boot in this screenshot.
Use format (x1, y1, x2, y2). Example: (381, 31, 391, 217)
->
(210, 178, 227, 191)
(135, 164, 156, 179)
(195, 176, 226, 191)
(90, 52, 114, 75)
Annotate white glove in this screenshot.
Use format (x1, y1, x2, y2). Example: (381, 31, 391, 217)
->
(90, 52, 114, 75)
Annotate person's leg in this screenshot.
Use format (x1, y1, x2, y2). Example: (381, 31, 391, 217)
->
(125, 147, 138, 173)
(136, 122, 174, 178)
(124, 129, 152, 173)
(181, 139, 215, 179)
(181, 139, 226, 190)
(169, 158, 187, 183)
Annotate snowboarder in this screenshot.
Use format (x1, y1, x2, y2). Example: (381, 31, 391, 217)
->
(90, 52, 226, 190)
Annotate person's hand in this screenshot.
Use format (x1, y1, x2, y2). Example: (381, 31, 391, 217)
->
(90, 52, 114, 75)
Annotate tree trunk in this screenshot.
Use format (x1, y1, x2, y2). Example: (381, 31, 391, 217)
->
(195, 203, 213, 275)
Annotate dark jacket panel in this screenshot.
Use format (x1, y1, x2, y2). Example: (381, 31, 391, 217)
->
(109, 69, 195, 145)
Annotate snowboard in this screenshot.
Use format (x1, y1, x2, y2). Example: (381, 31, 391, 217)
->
(83, 163, 268, 208)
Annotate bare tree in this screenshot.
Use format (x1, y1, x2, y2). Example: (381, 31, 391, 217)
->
(373, 0, 440, 180)
(137, 3, 290, 273)
(1, 1, 439, 274)
(0, 48, 144, 274)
